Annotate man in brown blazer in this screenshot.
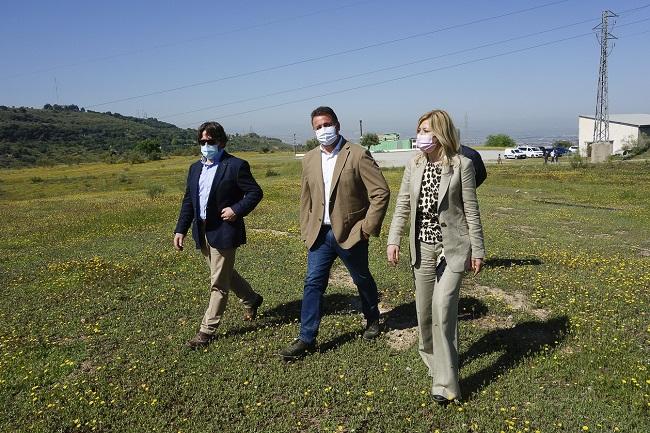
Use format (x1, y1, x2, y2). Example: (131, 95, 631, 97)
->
(280, 106, 390, 360)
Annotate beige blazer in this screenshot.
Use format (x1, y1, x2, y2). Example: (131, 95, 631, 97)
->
(387, 154, 485, 272)
(300, 138, 390, 250)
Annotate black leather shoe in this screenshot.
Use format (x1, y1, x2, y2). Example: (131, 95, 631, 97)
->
(279, 338, 315, 360)
(243, 294, 263, 321)
(432, 394, 453, 406)
(362, 319, 381, 340)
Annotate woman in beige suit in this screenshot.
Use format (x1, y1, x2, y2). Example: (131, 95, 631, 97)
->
(387, 109, 485, 404)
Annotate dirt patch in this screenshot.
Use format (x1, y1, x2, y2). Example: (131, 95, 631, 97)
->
(385, 327, 418, 351)
(514, 225, 536, 235)
(466, 285, 550, 320)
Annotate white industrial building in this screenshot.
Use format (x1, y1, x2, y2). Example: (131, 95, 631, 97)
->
(578, 114, 650, 156)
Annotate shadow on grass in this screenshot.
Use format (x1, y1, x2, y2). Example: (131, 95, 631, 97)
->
(223, 293, 364, 338)
(460, 315, 570, 399)
(484, 258, 542, 268)
(383, 297, 488, 331)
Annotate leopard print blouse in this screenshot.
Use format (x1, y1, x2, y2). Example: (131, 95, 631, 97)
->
(416, 160, 443, 244)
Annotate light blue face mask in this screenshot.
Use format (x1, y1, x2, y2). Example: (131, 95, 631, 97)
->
(201, 144, 220, 161)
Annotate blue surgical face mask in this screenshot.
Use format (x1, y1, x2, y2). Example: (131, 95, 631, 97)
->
(201, 144, 220, 161)
(315, 125, 338, 147)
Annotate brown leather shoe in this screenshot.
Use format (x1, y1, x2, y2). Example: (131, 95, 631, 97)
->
(185, 331, 214, 350)
(243, 295, 263, 321)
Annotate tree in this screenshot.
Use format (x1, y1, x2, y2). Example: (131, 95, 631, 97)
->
(305, 138, 319, 150)
(134, 138, 161, 159)
(360, 133, 380, 150)
(553, 140, 573, 148)
(485, 134, 516, 147)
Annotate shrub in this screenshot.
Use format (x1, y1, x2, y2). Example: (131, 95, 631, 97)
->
(145, 184, 165, 200)
(266, 169, 279, 177)
(485, 134, 516, 147)
(30, 176, 44, 183)
(569, 154, 586, 169)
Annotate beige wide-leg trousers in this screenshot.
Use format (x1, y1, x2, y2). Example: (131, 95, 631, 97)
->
(413, 241, 463, 400)
(198, 228, 258, 335)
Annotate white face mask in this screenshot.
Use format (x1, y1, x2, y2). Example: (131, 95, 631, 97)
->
(315, 125, 338, 147)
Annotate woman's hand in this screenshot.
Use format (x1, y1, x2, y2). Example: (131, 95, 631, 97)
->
(387, 245, 400, 266)
(471, 257, 484, 276)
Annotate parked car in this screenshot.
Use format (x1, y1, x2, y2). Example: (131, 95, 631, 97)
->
(553, 147, 570, 156)
(568, 145, 579, 154)
(504, 148, 526, 159)
(517, 146, 544, 158)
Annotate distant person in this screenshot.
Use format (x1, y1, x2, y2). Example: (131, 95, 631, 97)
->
(174, 121, 264, 350)
(543, 149, 549, 164)
(460, 145, 487, 187)
(279, 106, 390, 360)
(386, 109, 485, 405)
(551, 148, 557, 163)
(497, 153, 503, 165)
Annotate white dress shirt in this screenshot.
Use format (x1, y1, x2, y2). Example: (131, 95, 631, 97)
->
(320, 136, 343, 225)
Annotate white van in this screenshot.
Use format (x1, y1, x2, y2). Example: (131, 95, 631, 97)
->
(504, 148, 526, 159)
(517, 146, 544, 158)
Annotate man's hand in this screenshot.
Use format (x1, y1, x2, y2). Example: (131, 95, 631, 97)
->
(173, 233, 185, 251)
(471, 257, 484, 276)
(221, 207, 238, 222)
(361, 230, 370, 241)
(387, 245, 400, 266)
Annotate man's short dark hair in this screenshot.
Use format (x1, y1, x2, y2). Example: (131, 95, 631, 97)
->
(197, 121, 228, 145)
(310, 106, 339, 125)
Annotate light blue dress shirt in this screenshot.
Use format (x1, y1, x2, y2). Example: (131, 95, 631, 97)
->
(198, 149, 224, 221)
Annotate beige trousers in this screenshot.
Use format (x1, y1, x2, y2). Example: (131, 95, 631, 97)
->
(199, 230, 258, 335)
(413, 241, 463, 400)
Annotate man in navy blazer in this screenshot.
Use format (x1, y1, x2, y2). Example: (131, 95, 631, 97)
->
(174, 121, 264, 349)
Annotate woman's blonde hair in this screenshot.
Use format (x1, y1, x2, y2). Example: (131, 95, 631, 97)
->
(416, 109, 460, 164)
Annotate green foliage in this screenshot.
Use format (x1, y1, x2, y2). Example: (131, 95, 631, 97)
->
(305, 138, 319, 150)
(227, 133, 291, 153)
(485, 133, 516, 147)
(553, 139, 573, 148)
(622, 132, 650, 159)
(360, 133, 380, 150)
(0, 106, 194, 168)
(145, 183, 165, 200)
(134, 138, 161, 155)
(568, 153, 587, 168)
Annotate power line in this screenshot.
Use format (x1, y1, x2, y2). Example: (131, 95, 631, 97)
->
(181, 22, 649, 126)
(159, 16, 604, 120)
(2, 0, 375, 80)
(84, 0, 574, 108)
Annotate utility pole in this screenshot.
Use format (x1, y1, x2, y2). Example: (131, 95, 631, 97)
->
(359, 120, 363, 139)
(293, 132, 296, 156)
(593, 10, 617, 143)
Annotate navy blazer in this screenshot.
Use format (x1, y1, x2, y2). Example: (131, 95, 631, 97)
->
(460, 145, 487, 187)
(174, 152, 263, 250)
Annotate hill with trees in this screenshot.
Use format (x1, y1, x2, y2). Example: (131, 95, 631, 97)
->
(0, 105, 291, 168)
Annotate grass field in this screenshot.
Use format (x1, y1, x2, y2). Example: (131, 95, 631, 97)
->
(1, 153, 648, 433)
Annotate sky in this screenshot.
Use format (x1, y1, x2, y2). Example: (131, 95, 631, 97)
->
(1, 0, 649, 144)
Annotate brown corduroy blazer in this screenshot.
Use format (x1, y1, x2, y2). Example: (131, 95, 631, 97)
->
(300, 138, 390, 250)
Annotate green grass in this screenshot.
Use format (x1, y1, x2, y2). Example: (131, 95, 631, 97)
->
(1, 152, 648, 432)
